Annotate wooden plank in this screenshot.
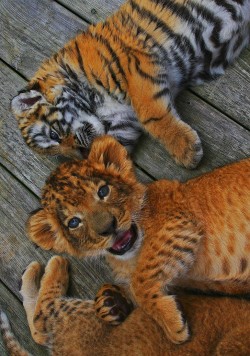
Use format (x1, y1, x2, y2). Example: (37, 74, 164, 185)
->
(0, 282, 46, 355)
(57, 0, 122, 24)
(0, 0, 86, 79)
(58, 0, 250, 128)
(192, 49, 250, 130)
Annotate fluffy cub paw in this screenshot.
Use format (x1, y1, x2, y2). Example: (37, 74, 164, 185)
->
(171, 127, 203, 169)
(19, 261, 43, 298)
(95, 284, 133, 325)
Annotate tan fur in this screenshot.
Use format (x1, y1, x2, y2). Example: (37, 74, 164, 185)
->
(27, 136, 250, 344)
(2, 256, 250, 355)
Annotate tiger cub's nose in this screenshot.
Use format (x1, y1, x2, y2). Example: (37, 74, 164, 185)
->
(100, 216, 117, 236)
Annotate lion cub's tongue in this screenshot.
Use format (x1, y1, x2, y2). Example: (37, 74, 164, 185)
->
(112, 229, 132, 252)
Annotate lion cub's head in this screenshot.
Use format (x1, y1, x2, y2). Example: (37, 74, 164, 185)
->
(27, 136, 145, 258)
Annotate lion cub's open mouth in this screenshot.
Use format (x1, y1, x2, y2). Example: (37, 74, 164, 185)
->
(108, 224, 138, 255)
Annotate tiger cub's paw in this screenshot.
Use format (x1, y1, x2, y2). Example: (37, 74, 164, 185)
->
(171, 127, 203, 169)
(95, 284, 133, 325)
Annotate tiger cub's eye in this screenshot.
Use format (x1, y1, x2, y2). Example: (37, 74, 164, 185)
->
(68, 217, 81, 229)
(98, 185, 110, 199)
(50, 129, 60, 142)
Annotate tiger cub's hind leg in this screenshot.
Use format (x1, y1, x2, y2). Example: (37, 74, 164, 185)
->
(20, 261, 47, 345)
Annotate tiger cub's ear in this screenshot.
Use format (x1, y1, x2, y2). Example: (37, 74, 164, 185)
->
(26, 208, 55, 250)
(11, 90, 46, 119)
(88, 135, 133, 174)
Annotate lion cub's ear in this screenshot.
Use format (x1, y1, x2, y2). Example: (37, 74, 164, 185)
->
(26, 208, 55, 250)
(88, 136, 133, 173)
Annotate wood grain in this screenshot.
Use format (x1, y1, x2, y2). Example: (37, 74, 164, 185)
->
(192, 49, 250, 130)
(58, 0, 123, 24)
(0, 0, 86, 79)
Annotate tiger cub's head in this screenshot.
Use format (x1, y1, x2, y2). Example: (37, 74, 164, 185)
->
(27, 136, 145, 259)
(11, 77, 106, 158)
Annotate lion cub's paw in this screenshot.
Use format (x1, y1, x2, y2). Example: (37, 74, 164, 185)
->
(167, 319, 190, 344)
(95, 284, 133, 325)
(19, 261, 43, 298)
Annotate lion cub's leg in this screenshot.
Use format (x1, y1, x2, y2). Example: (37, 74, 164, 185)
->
(32, 256, 69, 336)
(20, 261, 47, 345)
(132, 280, 189, 345)
(94, 284, 133, 325)
(131, 217, 203, 344)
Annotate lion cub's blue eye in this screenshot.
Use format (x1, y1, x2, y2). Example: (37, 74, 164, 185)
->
(98, 185, 110, 199)
(50, 129, 60, 142)
(68, 217, 81, 229)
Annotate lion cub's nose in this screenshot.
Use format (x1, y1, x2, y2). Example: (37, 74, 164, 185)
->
(99, 216, 117, 236)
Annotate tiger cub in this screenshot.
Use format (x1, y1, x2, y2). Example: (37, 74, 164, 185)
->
(1, 256, 250, 356)
(27, 136, 250, 344)
(11, 0, 250, 167)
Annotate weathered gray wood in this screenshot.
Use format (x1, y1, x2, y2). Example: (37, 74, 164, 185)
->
(192, 49, 250, 130)
(0, 0, 86, 79)
(0, 282, 46, 355)
(0, 342, 7, 356)
(58, 0, 123, 24)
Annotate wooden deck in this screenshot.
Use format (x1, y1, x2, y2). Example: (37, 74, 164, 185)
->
(0, 0, 250, 354)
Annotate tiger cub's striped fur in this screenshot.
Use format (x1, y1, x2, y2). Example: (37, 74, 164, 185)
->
(11, 0, 250, 167)
(27, 136, 250, 344)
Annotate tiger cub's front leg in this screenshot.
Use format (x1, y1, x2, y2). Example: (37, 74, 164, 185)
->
(127, 60, 203, 168)
(131, 217, 203, 344)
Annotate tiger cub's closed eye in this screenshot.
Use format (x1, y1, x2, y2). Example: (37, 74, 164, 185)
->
(98, 185, 110, 199)
(68, 217, 81, 229)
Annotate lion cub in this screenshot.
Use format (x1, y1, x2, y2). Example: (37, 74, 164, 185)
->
(1, 256, 250, 356)
(27, 136, 250, 344)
